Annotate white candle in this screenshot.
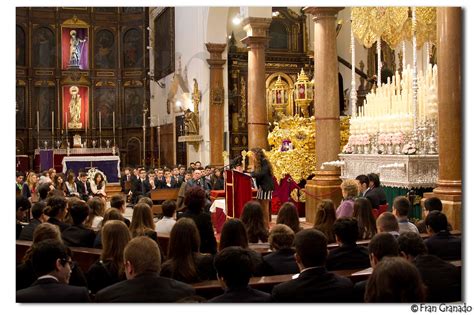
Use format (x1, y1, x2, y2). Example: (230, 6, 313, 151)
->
(113, 111, 115, 135)
(37, 111, 40, 135)
(52, 111, 54, 135)
(99, 111, 102, 132)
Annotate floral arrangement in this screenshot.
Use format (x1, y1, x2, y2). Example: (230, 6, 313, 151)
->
(87, 167, 107, 184)
(390, 132, 404, 145)
(402, 141, 417, 155)
(342, 143, 354, 154)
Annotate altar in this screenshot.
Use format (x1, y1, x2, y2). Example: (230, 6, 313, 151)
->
(34, 148, 116, 173)
(62, 155, 121, 183)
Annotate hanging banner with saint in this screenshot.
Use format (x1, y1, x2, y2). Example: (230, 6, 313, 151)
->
(61, 27, 89, 70)
(62, 85, 89, 130)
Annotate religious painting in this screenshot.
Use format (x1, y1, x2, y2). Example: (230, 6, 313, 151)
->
(62, 85, 89, 130)
(269, 20, 289, 50)
(93, 88, 116, 128)
(124, 88, 143, 128)
(154, 8, 175, 80)
(16, 87, 26, 128)
(94, 29, 116, 69)
(123, 28, 143, 68)
(35, 87, 56, 130)
(297, 83, 305, 99)
(16, 25, 25, 67)
(61, 27, 89, 70)
(33, 27, 56, 68)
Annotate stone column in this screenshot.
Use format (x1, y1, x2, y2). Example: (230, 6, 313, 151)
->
(424, 7, 462, 230)
(303, 7, 344, 224)
(241, 18, 272, 150)
(206, 43, 227, 166)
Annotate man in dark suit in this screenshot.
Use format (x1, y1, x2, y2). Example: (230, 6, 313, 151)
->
(16, 196, 31, 239)
(120, 167, 132, 194)
(76, 172, 92, 202)
(424, 210, 461, 260)
(16, 239, 90, 302)
(61, 200, 96, 248)
(95, 236, 194, 302)
(326, 217, 370, 271)
(398, 232, 461, 302)
(19, 202, 46, 241)
(365, 173, 387, 209)
(131, 169, 151, 203)
(271, 229, 353, 302)
(209, 246, 271, 303)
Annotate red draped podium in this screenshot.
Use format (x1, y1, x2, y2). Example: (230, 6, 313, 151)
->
(225, 170, 253, 218)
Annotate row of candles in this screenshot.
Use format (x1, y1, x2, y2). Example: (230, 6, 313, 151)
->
(36, 111, 116, 137)
(351, 63, 439, 137)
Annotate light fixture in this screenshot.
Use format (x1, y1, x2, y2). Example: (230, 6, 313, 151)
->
(270, 76, 288, 118)
(272, 11, 280, 17)
(294, 68, 314, 118)
(232, 14, 242, 25)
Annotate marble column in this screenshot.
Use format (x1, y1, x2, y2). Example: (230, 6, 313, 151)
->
(424, 7, 462, 230)
(303, 7, 344, 224)
(206, 43, 227, 167)
(241, 17, 272, 150)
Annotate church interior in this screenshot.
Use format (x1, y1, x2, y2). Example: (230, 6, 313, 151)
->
(15, 6, 464, 304)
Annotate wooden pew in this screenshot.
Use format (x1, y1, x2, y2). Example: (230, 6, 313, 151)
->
(17, 240, 101, 272)
(192, 268, 364, 299)
(192, 260, 462, 300)
(150, 188, 180, 215)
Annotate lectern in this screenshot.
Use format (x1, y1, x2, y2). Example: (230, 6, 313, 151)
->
(225, 170, 253, 218)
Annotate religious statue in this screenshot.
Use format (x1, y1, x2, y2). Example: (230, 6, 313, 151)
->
(68, 85, 82, 129)
(184, 108, 199, 135)
(69, 30, 87, 67)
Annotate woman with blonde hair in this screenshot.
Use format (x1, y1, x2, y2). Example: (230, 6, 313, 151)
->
(86, 220, 131, 294)
(336, 179, 359, 218)
(313, 199, 337, 243)
(160, 218, 215, 283)
(22, 172, 38, 203)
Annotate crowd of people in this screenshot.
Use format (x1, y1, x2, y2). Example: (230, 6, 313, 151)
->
(15, 152, 462, 303)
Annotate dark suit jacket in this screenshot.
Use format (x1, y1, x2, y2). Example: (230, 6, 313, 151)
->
(209, 286, 271, 303)
(18, 218, 42, 241)
(271, 267, 353, 302)
(62, 224, 96, 248)
(262, 248, 299, 276)
(364, 188, 380, 209)
(182, 210, 217, 254)
(95, 272, 195, 302)
(47, 217, 70, 233)
(120, 174, 132, 193)
(76, 179, 92, 201)
(133, 178, 151, 197)
(424, 231, 461, 260)
(414, 254, 461, 302)
(16, 277, 90, 303)
(326, 243, 370, 271)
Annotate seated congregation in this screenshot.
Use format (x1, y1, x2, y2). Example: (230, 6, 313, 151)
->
(15, 167, 462, 303)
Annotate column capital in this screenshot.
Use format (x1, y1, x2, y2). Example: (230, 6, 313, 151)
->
(241, 35, 267, 49)
(205, 43, 227, 59)
(303, 7, 343, 21)
(242, 17, 272, 37)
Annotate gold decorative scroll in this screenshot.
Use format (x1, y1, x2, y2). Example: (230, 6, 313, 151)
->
(351, 7, 436, 49)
